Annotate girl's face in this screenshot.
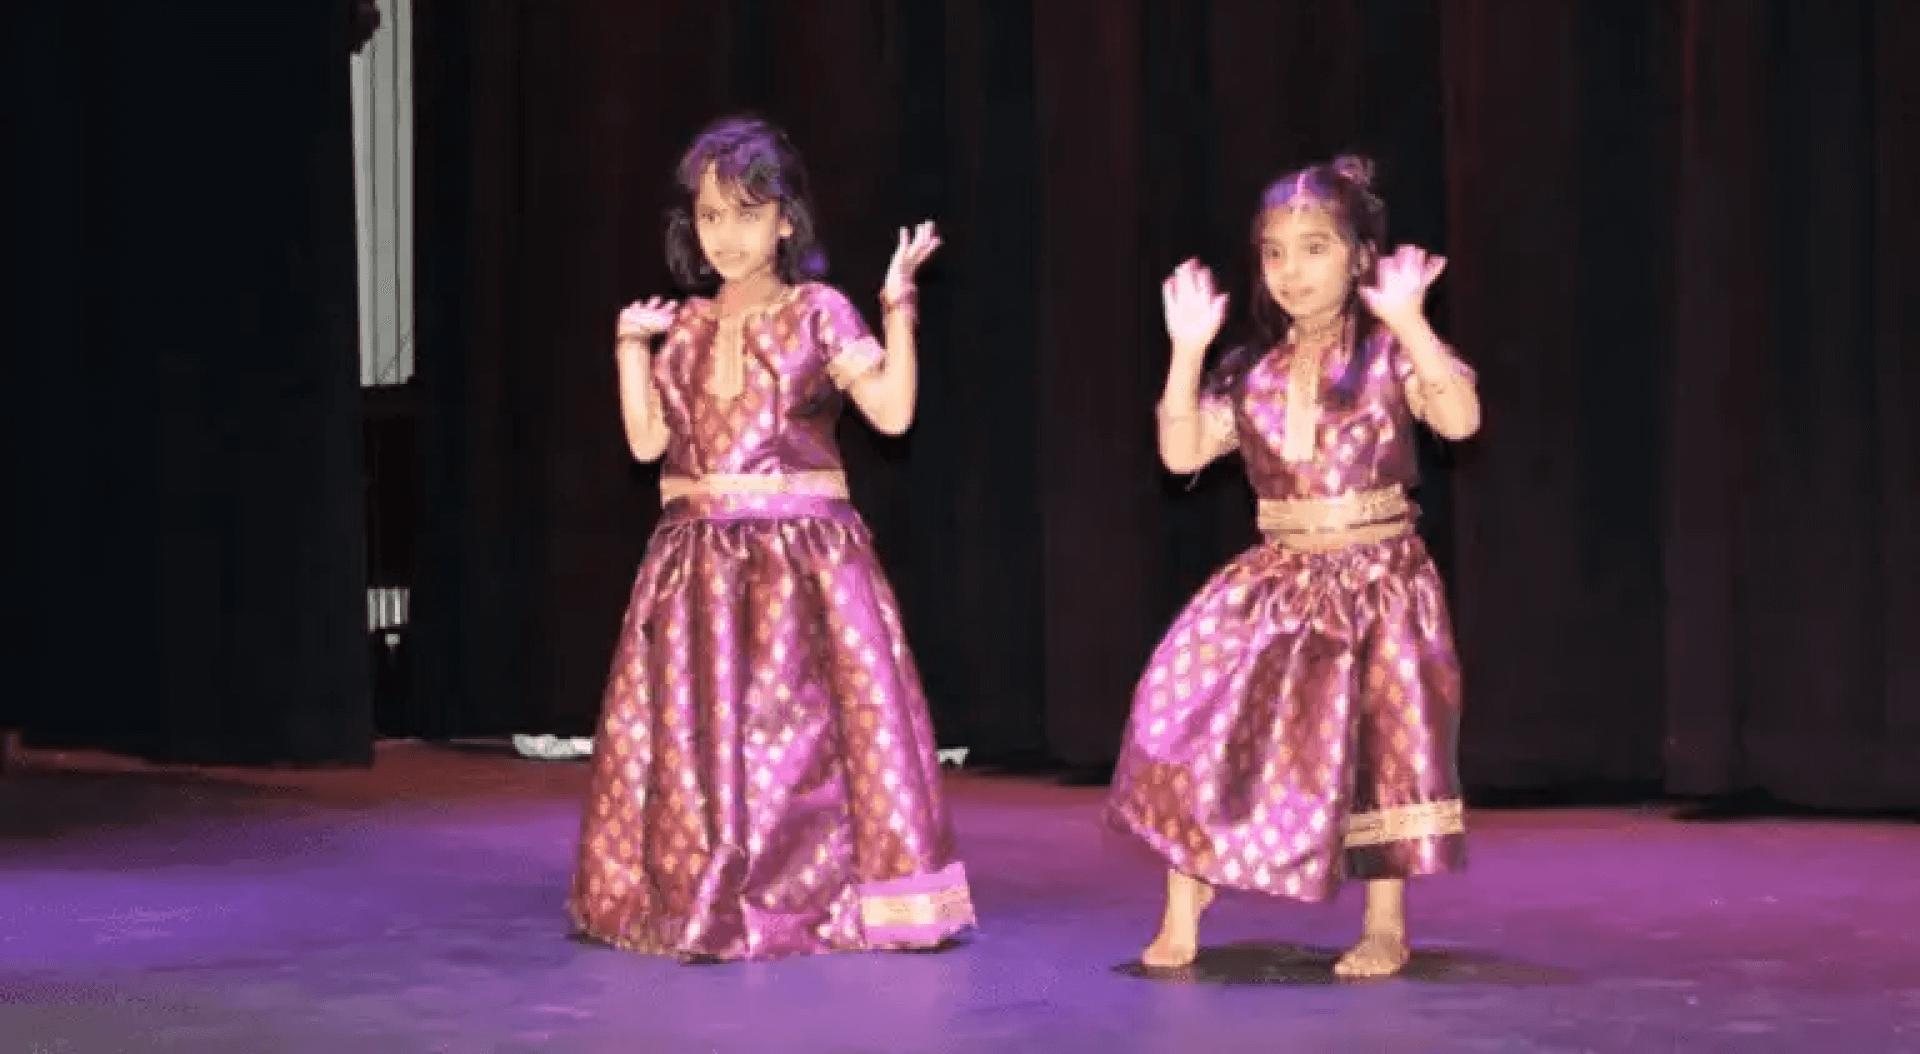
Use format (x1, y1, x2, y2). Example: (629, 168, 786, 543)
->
(1258, 205, 1360, 327)
(694, 163, 792, 284)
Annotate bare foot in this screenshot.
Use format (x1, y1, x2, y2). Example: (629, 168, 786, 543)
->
(1141, 870, 1216, 968)
(1334, 878, 1410, 978)
(1334, 930, 1410, 978)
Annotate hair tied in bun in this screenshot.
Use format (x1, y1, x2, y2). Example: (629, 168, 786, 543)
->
(1330, 154, 1376, 190)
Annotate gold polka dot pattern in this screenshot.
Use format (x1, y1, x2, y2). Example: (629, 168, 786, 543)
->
(567, 284, 974, 961)
(1107, 331, 1469, 900)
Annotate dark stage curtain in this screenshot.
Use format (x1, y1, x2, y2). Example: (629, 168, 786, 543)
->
(2, 1, 374, 765)
(411, 0, 1920, 808)
(1659, 0, 1920, 808)
(406, 0, 1449, 762)
(1443, 0, 1920, 809)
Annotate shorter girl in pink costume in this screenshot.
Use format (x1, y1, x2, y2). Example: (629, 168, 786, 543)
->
(1108, 155, 1482, 978)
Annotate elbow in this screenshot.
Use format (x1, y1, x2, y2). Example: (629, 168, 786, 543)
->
(628, 428, 668, 463)
(1420, 388, 1482, 442)
(1159, 449, 1205, 475)
(1432, 408, 1481, 442)
(1158, 424, 1217, 473)
(866, 394, 916, 436)
(870, 410, 914, 437)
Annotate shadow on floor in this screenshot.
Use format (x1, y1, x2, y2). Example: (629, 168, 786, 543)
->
(1113, 941, 1581, 987)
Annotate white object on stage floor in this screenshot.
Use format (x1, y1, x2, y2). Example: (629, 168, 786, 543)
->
(507, 736, 965, 767)
(512, 735, 595, 761)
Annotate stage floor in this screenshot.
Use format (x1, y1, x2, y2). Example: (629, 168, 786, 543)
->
(3, 742, 1915, 1053)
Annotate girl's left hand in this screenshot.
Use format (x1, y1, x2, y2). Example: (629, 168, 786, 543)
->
(883, 221, 942, 299)
(1359, 244, 1446, 331)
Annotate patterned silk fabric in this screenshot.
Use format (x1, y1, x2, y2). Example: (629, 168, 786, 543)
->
(569, 283, 974, 961)
(1107, 331, 1471, 903)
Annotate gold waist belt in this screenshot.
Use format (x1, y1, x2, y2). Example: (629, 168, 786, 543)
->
(1257, 486, 1411, 534)
(659, 471, 850, 507)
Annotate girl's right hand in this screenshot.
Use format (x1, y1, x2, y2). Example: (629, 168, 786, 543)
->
(1161, 260, 1227, 362)
(616, 297, 679, 346)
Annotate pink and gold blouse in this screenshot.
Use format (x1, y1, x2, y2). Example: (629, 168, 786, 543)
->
(1196, 331, 1471, 501)
(651, 282, 884, 481)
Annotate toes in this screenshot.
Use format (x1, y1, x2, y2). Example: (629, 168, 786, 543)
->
(1334, 936, 1408, 979)
(1141, 941, 1196, 969)
(1335, 956, 1383, 978)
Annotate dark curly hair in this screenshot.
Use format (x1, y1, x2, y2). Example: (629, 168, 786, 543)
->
(1205, 154, 1388, 407)
(664, 115, 829, 291)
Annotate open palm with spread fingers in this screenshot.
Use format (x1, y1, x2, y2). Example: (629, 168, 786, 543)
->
(1358, 245, 1445, 332)
(1163, 260, 1228, 359)
(617, 297, 680, 345)
(884, 221, 942, 298)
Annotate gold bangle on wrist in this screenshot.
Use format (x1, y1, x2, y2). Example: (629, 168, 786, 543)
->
(880, 285, 918, 316)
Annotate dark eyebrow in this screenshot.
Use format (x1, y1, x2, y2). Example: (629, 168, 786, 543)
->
(696, 196, 768, 215)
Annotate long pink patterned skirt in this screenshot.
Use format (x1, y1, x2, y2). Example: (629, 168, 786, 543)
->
(568, 493, 975, 961)
(1106, 530, 1467, 902)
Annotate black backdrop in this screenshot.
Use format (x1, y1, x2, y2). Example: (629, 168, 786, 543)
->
(6, 0, 1918, 810)
(4, 0, 374, 766)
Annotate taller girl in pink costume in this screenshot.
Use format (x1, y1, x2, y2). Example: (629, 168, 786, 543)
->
(568, 116, 975, 961)
(1107, 156, 1482, 978)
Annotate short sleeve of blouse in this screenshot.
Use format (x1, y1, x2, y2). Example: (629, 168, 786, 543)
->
(810, 284, 887, 390)
(1196, 392, 1239, 458)
(1387, 332, 1475, 384)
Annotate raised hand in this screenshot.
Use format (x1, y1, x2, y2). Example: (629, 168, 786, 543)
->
(883, 221, 942, 298)
(1162, 259, 1228, 361)
(1358, 245, 1446, 332)
(616, 297, 680, 348)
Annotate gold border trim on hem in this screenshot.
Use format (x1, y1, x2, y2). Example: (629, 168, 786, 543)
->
(1343, 799, 1466, 848)
(859, 885, 975, 931)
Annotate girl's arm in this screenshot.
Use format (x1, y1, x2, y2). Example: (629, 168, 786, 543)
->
(616, 340, 669, 461)
(1156, 348, 1234, 474)
(613, 298, 677, 462)
(1361, 245, 1480, 441)
(1157, 260, 1235, 473)
(844, 222, 940, 436)
(845, 288, 917, 436)
(1391, 316, 1480, 441)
